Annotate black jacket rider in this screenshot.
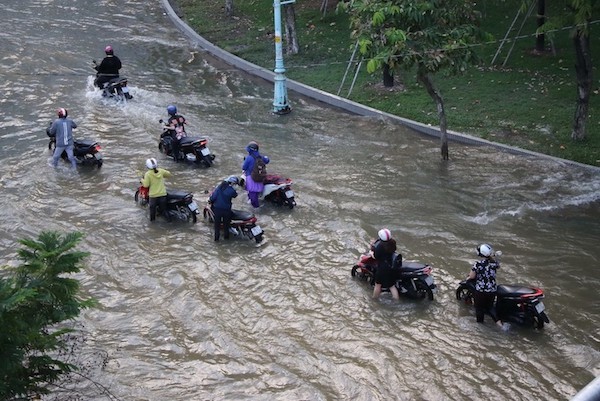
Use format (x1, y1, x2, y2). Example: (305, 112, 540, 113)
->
(94, 55, 122, 88)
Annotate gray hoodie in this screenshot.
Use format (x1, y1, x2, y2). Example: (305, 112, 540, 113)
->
(49, 117, 77, 147)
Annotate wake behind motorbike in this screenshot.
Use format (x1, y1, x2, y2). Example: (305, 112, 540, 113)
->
(351, 252, 436, 300)
(46, 125, 103, 169)
(134, 184, 199, 223)
(158, 127, 215, 167)
(456, 279, 550, 329)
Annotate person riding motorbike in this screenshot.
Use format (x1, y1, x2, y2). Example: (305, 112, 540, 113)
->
(164, 105, 187, 161)
(93, 45, 122, 90)
(241, 141, 270, 208)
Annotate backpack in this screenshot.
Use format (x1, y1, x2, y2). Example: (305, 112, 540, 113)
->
(250, 156, 267, 182)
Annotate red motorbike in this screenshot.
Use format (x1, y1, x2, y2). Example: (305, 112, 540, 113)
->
(351, 252, 436, 300)
(203, 205, 264, 244)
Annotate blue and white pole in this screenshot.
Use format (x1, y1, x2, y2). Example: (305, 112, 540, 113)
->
(272, 0, 293, 115)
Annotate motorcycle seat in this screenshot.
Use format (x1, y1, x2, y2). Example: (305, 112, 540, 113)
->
(398, 261, 428, 272)
(264, 174, 290, 185)
(180, 136, 207, 145)
(166, 189, 192, 200)
(497, 284, 538, 297)
(74, 139, 98, 147)
(231, 209, 254, 221)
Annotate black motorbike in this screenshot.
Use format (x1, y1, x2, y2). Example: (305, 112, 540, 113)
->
(46, 126, 103, 169)
(158, 126, 215, 167)
(135, 184, 199, 223)
(99, 76, 132, 101)
(351, 252, 436, 300)
(456, 279, 550, 329)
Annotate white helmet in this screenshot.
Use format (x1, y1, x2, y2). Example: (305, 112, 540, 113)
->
(378, 228, 392, 242)
(477, 243, 493, 257)
(145, 158, 157, 169)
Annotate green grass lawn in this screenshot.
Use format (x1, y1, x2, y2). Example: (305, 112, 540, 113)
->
(173, 0, 599, 166)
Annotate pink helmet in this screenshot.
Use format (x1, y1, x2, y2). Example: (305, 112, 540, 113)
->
(378, 228, 391, 241)
(104, 45, 113, 54)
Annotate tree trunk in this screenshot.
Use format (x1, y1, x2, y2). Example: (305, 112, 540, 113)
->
(417, 67, 449, 160)
(383, 64, 394, 87)
(284, 4, 299, 55)
(572, 28, 592, 141)
(225, 0, 233, 17)
(535, 0, 545, 52)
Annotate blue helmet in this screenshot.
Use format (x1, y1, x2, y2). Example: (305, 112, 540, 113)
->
(167, 105, 177, 116)
(226, 175, 239, 185)
(246, 141, 259, 152)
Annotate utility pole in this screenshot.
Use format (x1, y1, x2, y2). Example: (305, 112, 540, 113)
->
(272, 0, 293, 114)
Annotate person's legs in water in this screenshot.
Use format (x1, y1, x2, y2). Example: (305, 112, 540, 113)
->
(65, 145, 77, 169)
(223, 209, 233, 239)
(149, 197, 158, 221)
(213, 208, 225, 241)
(248, 191, 260, 208)
(52, 146, 65, 167)
(157, 196, 169, 221)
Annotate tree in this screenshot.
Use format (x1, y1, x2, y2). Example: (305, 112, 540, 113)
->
(225, 0, 234, 18)
(340, 0, 489, 159)
(284, 3, 300, 55)
(0, 231, 95, 400)
(525, 0, 597, 141)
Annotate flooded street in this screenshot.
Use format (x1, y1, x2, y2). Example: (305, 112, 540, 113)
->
(1, 1, 599, 400)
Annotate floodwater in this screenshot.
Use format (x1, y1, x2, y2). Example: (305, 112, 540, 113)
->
(1, 1, 599, 400)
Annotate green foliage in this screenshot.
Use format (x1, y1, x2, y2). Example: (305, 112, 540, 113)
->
(172, 0, 599, 166)
(341, 0, 490, 75)
(0, 231, 94, 400)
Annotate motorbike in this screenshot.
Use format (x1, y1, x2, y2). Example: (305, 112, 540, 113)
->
(99, 76, 132, 101)
(158, 125, 215, 167)
(456, 279, 550, 329)
(351, 251, 436, 300)
(257, 174, 296, 209)
(203, 204, 264, 244)
(134, 184, 199, 223)
(46, 125, 103, 169)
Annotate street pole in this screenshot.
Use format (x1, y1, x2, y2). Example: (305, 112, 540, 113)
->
(272, 0, 293, 115)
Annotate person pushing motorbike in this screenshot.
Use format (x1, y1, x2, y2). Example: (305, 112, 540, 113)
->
(93, 45, 122, 90)
(209, 176, 239, 241)
(141, 158, 171, 222)
(49, 108, 78, 169)
(371, 228, 400, 301)
(467, 243, 503, 327)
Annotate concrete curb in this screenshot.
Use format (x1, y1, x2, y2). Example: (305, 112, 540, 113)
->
(160, 0, 599, 172)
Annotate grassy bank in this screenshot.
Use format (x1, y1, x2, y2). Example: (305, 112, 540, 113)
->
(172, 0, 599, 166)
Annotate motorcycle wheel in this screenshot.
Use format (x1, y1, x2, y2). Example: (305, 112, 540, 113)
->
(351, 265, 359, 277)
(254, 233, 264, 243)
(134, 190, 149, 207)
(158, 142, 169, 155)
(414, 280, 434, 301)
(456, 285, 474, 304)
(532, 311, 548, 329)
(96, 159, 103, 169)
(178, 206, 197, 224)
(202, 154, 213, 167)
(202, 208, 214, 223)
